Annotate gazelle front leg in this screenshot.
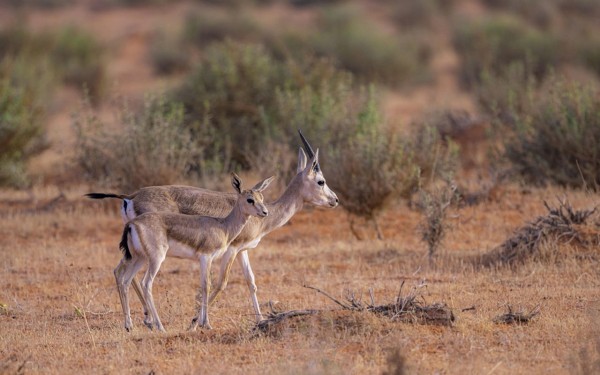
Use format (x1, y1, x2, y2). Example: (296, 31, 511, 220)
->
(190, 254, 213, 331)
(237, 250, 264, 322)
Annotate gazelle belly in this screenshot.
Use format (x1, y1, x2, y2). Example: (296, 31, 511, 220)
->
(167, 240, 198, 260)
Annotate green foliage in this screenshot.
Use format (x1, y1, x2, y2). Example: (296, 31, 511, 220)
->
(310, 6, 431, 85)
(505, 80, 600, 190)
(74, 95, 218, 191)
(453, 15, 558, 87)
(0, 59, 47, 187)
(581, 38, 600, 77)
(51, 26, 106, 102)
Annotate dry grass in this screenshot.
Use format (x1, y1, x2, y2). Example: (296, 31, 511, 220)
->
(1, 184, 599, 374)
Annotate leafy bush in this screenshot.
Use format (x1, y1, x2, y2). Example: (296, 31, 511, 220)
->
(74, 95, 218, 191)
(504, 80, 600, 190)
(310, 6, 431, 85)
(453, 15, 559, 87)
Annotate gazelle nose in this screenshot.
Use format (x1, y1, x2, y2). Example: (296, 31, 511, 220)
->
(262, 210, 268, 216)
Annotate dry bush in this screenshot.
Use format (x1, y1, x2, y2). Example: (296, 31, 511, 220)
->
(73, 95, 215, 191)
(418, 180, 458, 262)
(479, 198, 599, 267)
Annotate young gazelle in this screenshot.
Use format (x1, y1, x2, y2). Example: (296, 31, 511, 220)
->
(115, 174, 273, 332)
(88, 133, 339, 326)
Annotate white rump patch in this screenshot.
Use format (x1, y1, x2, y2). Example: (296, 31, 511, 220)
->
(121, 199, 136, 223)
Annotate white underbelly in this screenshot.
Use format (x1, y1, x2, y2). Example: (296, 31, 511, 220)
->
(240, 236, 263, 250)
(167, 240, 198, 260)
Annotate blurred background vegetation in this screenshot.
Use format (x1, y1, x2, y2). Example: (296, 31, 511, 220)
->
(1, 0, 599, 220)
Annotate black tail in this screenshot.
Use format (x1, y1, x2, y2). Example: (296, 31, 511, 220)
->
(85, 193, 126, 200)
(119, 225, 132, 260)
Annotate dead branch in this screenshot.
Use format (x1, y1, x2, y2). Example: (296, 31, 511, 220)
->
(479, 198, 599, 267)
(493, 304, 541, 324)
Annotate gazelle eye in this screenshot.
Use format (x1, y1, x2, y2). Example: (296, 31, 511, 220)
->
(247, 198, 255, 204)
(317, 180, 325, 186)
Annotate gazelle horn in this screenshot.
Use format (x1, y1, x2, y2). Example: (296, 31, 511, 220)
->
(298, 129, 320, 172)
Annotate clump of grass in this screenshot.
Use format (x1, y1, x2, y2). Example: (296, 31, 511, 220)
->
(504, 79, 600, 189)
(453, 15, 558, 87)
(74, 94, 218, 191)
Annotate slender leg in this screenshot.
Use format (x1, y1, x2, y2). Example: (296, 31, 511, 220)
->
(141, 253, 167, 332)
(120, 210, 150, 326)
(237, 250, 264, 322)
(208, 247, 238, 306)
(190, 255, 213, 331)
(114, 257, 145, 332)
(131, 277, 152, 329)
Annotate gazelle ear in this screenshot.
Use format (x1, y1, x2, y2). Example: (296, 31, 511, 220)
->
(231, 173, 242, 194)
(304, 148, 319, 174)
(297, 147, 307, 174)
(252, 176, 275, 192)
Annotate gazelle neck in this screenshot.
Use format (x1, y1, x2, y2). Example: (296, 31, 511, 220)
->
(223, 201, 252, 242)
(261, 174, 304, 234)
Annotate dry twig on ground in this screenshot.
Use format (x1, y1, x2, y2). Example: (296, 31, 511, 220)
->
(493, 304, 541, 324)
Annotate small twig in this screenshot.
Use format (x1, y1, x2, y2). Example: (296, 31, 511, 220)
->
(303, 284, 352, 310)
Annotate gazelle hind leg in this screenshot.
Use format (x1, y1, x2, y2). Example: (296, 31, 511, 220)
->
(119, 200, 150, 326)
(114, 257, 145, 332)
(141, 253, 167, 332)
(130, 277, 152, 329)
(237, 250, 264, 322)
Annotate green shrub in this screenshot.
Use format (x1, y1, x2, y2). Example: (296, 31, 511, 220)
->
(0, 58, 48, 187)
(480, 0, 558, 28)
(504, 79, 600, 190)
(74, 95, 218, 191)
(310, 6, 431, 85)
(149, 31, 190, 75)
(453, 15, 559, 87)
(183, 11, 262, 47)
(581, 38, 600, 77)
(174, 41, 287, 168)
(51, 26, 106, 102)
